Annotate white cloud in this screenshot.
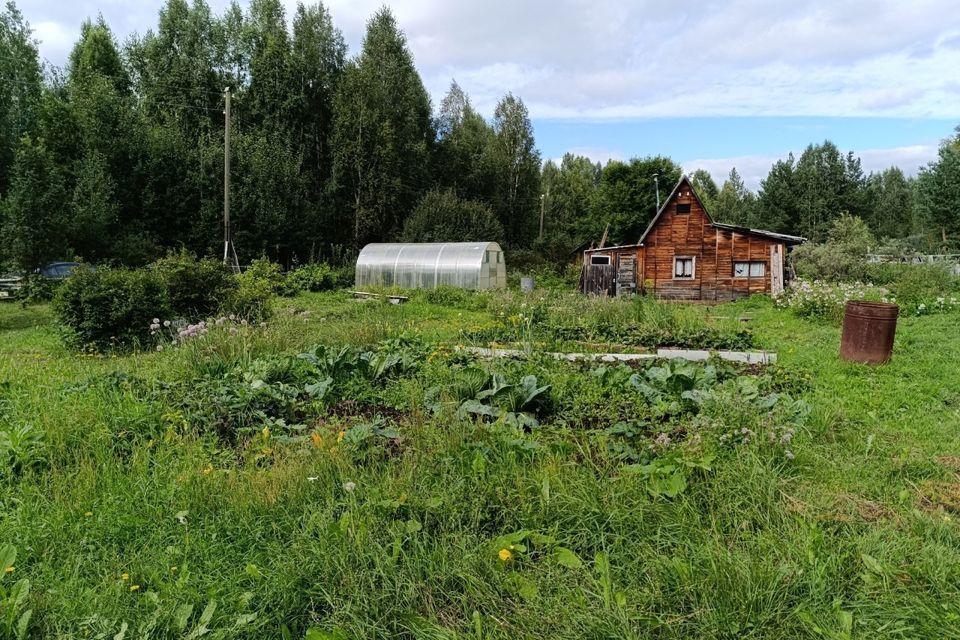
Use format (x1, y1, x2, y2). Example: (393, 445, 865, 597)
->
(684, 144, 940, 191)
(20, 0, 960, 119)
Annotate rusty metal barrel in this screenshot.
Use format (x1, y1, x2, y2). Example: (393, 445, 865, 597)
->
(839, 301, 899, 364)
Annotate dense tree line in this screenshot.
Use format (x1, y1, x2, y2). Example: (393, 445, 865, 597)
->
(2, 0, 958, 273)
(0, 0, 542, 270)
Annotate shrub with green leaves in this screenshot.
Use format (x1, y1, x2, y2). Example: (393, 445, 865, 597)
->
(53, 266, 170, 351)
(286, 263, 336, 293)
(152, 250, 237, 317)
(224, 270, 276, 323)
(243, 258, 297, 297)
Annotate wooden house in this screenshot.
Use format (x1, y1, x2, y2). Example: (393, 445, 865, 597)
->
(581, 175, 805, 300)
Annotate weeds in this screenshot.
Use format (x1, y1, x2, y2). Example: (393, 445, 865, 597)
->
(2, 289, 959, 638)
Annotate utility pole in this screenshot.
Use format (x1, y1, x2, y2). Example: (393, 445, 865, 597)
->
(223, 87, 240, 273)
(539, 189, 548, 240)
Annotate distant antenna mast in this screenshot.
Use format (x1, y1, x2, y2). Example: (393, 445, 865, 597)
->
(653, 174, 660, 210)
(223, 87, 240, 273)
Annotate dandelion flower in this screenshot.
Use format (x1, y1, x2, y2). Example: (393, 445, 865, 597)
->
(121, 573, 129, 581)
(202, 464, 213, 475)
(498, 548, 513, 562)
(310, 432, 323, 447)
(343, 481, 356, 493)
(84, 511, 93, 517)
(130, 585, 140, 592)
(4, 566, 13, 574)
(170, 566, 178, 572)
(337, 430, 345, 443)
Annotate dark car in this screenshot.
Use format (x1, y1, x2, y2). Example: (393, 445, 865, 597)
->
(40, 262, 90, 279)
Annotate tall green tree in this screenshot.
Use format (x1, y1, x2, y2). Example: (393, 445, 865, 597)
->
(757, 154, 797, 234)
(69, 151, 119, 261)
(0, 1, 42, 197)
(865, 167, 915, 240)
(289, 2, 345, 250)
(917, 128, 960, 246)
(331, 8, 434, 246)
(2, 136, 70, 270)
(539, 153, 600, 246)
(689, 168, 719, 212)
(491, 93, 540, 246)
(69, 17, 129, 93)
(788, 141, 871, 241)
(246, 0, 291, 129)
(588, 156, 682, 246)
(712, 168, 756, 226)
(434, 81, 497, 205)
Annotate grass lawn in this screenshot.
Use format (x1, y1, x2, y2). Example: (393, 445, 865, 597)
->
(1, 291, 959, 639)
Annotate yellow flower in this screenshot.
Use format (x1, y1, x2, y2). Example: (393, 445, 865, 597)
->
(121, 573, 129, 581)
(498, 548, 513, 562)
(262, 426, 271, 439)
(129, 585, 140, 592)
(202, 464, 213, 475)
(4, 566, 14, 574)
(337, 430, 345, 443)
(310, 432, 323, 447)
(84, 511, 93, 517)
(170, 566, 178, 572)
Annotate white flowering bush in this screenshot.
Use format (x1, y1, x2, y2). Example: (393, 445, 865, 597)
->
(777, 279, 960, 320)
(775, 279, 891, 321)
(914, 296, 960, 316)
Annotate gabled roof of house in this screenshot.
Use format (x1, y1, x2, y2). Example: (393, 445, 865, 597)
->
(636, 175, 707, 245)
(634, 174, 806, 246)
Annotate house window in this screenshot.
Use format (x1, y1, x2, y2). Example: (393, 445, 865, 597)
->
(734, 261, 766, 278)
(676, 203, 691, 214)
(590, 255, 611, 265)
(674, 256, 695, 279)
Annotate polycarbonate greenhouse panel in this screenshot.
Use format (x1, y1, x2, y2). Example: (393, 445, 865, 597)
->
(355, 242, 506, 291)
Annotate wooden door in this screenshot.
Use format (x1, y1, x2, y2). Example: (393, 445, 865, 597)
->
(617, 254, 636, 296)
(770, 245, 784, 297)
(584, 264, 616, 296)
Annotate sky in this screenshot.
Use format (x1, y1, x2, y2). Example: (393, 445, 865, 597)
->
(19, 0, 960, 190)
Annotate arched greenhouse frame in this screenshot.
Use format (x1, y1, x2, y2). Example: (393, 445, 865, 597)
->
(355, 242, 506, 290)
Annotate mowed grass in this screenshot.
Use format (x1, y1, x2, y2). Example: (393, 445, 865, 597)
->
(1, 292, 960, 639)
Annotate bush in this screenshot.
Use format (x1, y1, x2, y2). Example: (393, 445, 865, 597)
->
(885, 263, 960, 307)
(54, 267, 170, 351)
(286, 262, 337, 292)
(244, 257, 298, 297)
(224, 267, 276, 323)
(151, 250, 236, 317)
(790, 215, 876, 282)
(776, 279, 891, 321)
(791, 243, 869, 282)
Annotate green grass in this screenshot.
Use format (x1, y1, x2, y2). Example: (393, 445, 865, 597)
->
(1, 292, 959, 639)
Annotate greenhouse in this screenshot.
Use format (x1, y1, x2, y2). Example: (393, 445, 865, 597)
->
(355, 242, 506, 290)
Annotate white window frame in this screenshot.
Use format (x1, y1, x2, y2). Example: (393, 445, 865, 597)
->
(590, 254, 611, 265)
(734, 261, 766, 279)
(673, 256, 696, 279)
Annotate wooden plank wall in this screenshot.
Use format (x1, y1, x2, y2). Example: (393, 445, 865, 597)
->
(641, 178, 780, 301)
